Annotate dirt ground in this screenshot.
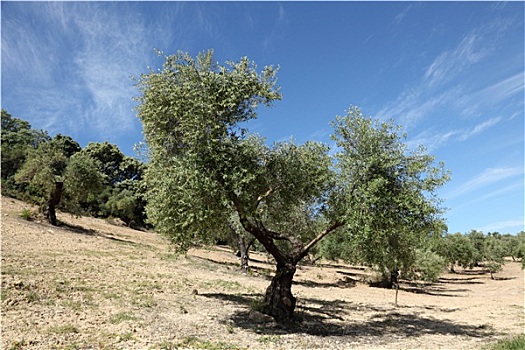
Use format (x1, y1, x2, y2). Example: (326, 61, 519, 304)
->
(1, 196, 523, 350)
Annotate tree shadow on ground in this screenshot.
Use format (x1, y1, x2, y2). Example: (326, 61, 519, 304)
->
(57, 221, 145, 247)
(337, 270, 368, 278)
(367, 279, 469, 298)
(314, 262, 367, 271)
(57, 221, 98, 235)
(461, 269, 490, 275)
(293, 276, 358, 289)
(247, 256, 275, 265)
(200, 292, 496, 340)
(190, 255, 275, 277)
(398, 281, 470, 297)
(493, 276, 516, 281)
(438, 277, 484, 285)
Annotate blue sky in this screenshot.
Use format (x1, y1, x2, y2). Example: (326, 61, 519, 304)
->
(1, 1, 523, 235)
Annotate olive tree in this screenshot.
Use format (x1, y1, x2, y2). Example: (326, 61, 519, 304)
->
(1, 110, 50, 195)
(15, 135, 103, 225)
(434, 232, 477, 272)
(324, 111, 450, 285)
(80, 142, 147, 225)
(136, 50, 449, 322)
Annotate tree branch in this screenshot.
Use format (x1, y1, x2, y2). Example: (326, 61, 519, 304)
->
(256, 187, 274, 208)
(231, 195, 289, 266)
(264, 225, 303, 249)
(296, 221, 345, 262)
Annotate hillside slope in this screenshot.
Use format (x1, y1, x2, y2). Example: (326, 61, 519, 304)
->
(1, 196, 523, 349)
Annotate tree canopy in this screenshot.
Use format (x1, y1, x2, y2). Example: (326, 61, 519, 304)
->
(324, 110, 450, 276)
(1, 109, 50, 183)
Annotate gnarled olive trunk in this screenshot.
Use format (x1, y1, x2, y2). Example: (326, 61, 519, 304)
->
(262, 262, 297, 323)
(47, 181, 63, 226)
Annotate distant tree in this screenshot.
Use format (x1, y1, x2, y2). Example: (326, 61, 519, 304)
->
(62, 152, 105, 215)
(80, 142, 147, 225)
(82, 142, 125, 184)
(500, 233, 524, 262)
(433, 233, 476, 272)
(14, 135, 101, 225)
(51, 134, 81, 158)
(136, 50, 449, 322)
(467, 229, 486, 267)
(1, 110, 50, 190)
(484, 233, 505, 279)
(1, 109, 30, 132)
(226, 212, 256, 272)
(15, 139, 68, 224)
(105, 188, 138, 225)
(514, 232, 525, 269)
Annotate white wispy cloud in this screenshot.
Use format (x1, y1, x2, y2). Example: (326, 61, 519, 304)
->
(458, 117, 502, 141)
(2, 2, 185, 142)
(455, 72, 525, 118)
(392, 4, 413, 26)
(407, 115, 502, 151)
(424, 32, 488, 88)
(480, 72, 525, 103)
(262, 3, 288, 50)
(407, 129, 460, 151)
(477, 219, 524, 233)
(445, 167, 524, 200)
(71, 5, 147, 135)
(453, 180, 523, 211)
(278, 3, 286, 23)
(376, 85, 463, 128)
(377, 13, 519, 135)
(424, 16, 514, 89)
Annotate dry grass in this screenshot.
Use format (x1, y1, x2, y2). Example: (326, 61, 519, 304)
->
(1, 196, 523, 349)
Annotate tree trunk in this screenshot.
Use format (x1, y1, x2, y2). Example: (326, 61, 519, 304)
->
(450, 263, 456, 273)
(237, 235, 255, 273)
(47, 181, 63, 226)
(262, 262, 297, 323)
(239, 235, 250, 273)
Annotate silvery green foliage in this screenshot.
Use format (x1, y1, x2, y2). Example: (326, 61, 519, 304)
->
(136, 51, 450, 275)
(63, 152, 105, 213)
(326, 106, 450, 273)
(413, 249, 446, 282)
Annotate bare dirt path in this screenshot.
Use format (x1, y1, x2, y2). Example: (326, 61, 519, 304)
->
(1, 196, 523, 349)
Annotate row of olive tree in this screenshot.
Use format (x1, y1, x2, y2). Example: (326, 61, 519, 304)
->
(432, 230, 525, 278)
(135, 50, 450, 322)
(1, 110, 146, 227)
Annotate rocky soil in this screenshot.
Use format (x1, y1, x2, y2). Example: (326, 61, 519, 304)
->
(1, 196, 523, 349)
